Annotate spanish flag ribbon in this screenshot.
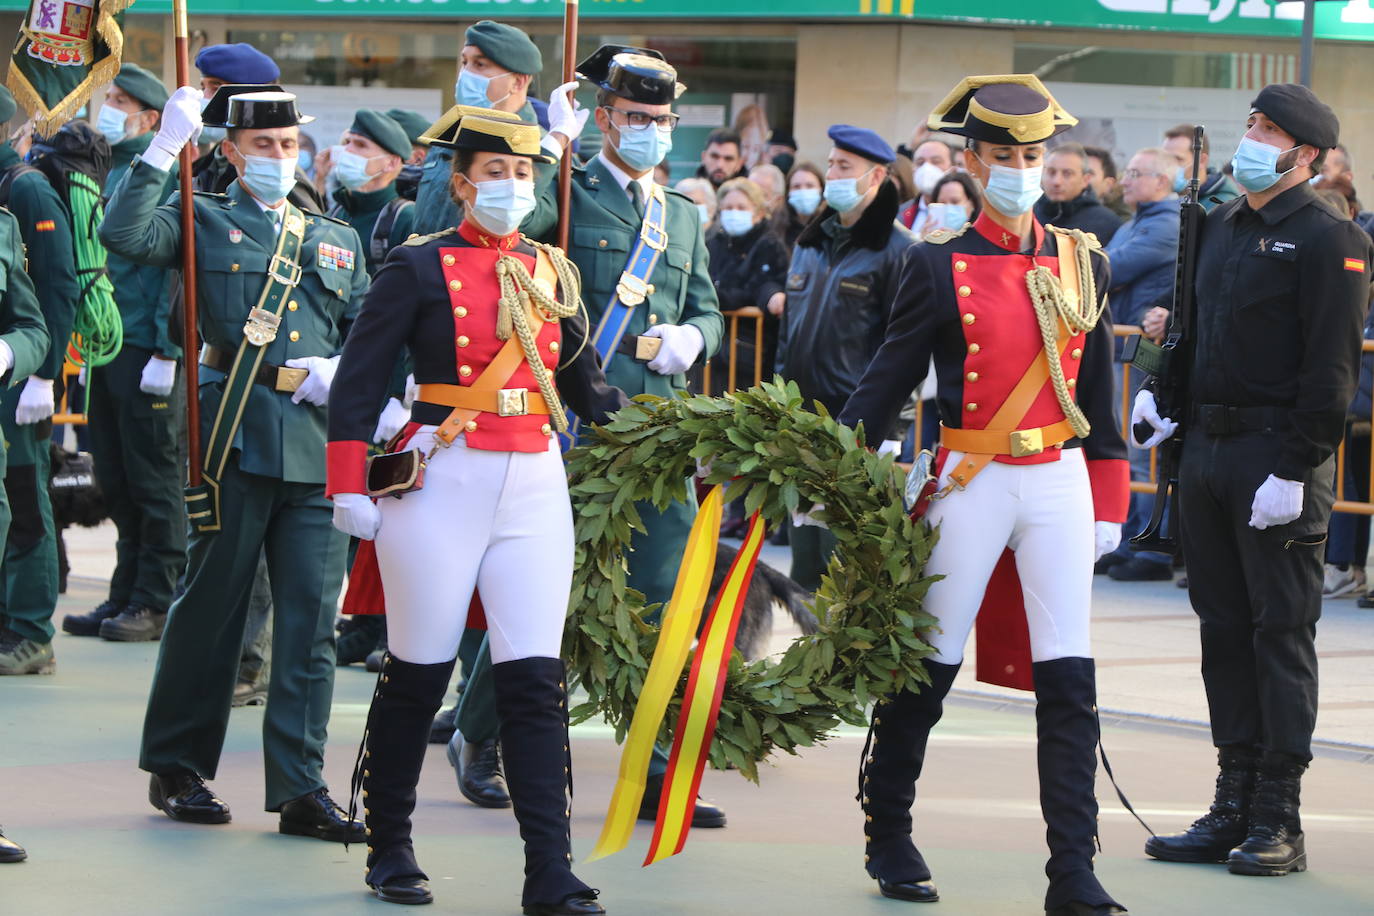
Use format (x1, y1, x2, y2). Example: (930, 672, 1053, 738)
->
(586, 484, 724, 862)
(644, 511, 767, 865)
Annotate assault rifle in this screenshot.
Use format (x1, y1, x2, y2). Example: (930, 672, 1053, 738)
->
(1120, 125, 1206, 552)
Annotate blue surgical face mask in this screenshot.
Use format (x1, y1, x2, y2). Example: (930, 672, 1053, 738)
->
(1172, 168, 1188, 194)
(198, 97, 227, 145)
(466, 176, 537, 237)
(974, 153, 1043, 216)
(1231, 136, 1298, 193)
(788, 187, 821, 216)
(823, 167, 874, 214)
(232, 146, 298, 203)
(298, 149, 316, 175)
(332, 146, 383, 190)
(456, 67, 511, 110)
(614, 123, 673, 174)
(1309, 173, 1323, 186)
(97, 105, 130, 146)
(935, 202, 969, 231)
(718, 208, 755, 237)
(695, 202, 711, 225)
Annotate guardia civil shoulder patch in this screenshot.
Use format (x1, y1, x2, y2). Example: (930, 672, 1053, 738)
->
(1345, 258, 1367, 272)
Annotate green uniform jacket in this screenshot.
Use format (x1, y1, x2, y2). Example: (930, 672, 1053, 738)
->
(99, 160, 369, 484)
(0, 145, 78, 380)
(104, 133, 182, 360)
(332, 184, 415, 277)
(0, 210, 52, 395)
(523, 156, 722, 397)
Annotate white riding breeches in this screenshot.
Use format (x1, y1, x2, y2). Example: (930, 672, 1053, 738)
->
(922, 447, 1095, 665)
(373, 427, 574, 666)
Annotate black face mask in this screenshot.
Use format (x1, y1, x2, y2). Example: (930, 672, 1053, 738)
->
(394, 162, 422, 201)
(771, 152, 795, 175)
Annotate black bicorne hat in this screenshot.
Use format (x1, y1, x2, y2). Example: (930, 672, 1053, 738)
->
(429, 114, 554, 164)
(928, 75, 1075, 146)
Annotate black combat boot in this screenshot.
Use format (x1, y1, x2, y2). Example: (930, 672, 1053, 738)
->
(860, 660, 961, 903)
(1144, 745, 1258, 863)
(336, 615, 385, 667)
(492, 657, 603, 916)
(1227, 753, 1307, 877)
(1033, 658, 1126, 916)
(359, 653, 456, 905)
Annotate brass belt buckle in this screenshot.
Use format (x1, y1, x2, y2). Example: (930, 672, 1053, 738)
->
(243, 308, 281, 346)
(634, 335, 662, 361)
(497, 388, 529, 417)
(268, 254, 303, 287)
(1010, 428, 1044, 458)
(275, 366, 309, 393)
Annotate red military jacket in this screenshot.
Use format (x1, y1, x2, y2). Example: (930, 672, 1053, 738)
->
(326, 219, 626, 496)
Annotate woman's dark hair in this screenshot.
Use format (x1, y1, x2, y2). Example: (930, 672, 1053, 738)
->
(930, 170, 983, 222)
(448, 149, 478, 206)
(770, 159, 826, 237)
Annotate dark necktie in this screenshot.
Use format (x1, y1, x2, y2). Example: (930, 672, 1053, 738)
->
(628, 181, 645, 219)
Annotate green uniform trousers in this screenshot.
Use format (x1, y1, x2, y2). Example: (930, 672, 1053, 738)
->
(0, 388, 57, 643)
(87, 344, 186, 612)
(139, 458, 349, 810)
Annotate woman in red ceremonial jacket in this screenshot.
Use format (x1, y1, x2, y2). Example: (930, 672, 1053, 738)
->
(325, 114, 624, 915)
(838, 77, 1130, 915)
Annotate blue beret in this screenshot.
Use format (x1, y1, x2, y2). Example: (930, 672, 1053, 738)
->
(195, 43, 280, 84)
(114, 63, 170, 112)
(465, 20, 542, 76)
(827, 125, 895, 165)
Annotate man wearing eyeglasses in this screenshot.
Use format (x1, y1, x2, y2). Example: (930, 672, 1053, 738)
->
(1096, 147, 1181, 582)
(523, 44, 726, 828)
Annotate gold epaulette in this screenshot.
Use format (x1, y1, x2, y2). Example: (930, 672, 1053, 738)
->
(1046, 223, 1102, 251)
(922, 225, 969, 245)
(402, 227, 458, 247)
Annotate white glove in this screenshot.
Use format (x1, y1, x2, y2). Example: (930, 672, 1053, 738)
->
(1130, 390, 1178, 449)
(792, 503, 829, 529)
(643, 324, 705, 376)
(402, 373, 418, 410)
(139, 356, 177, 396)
(15, 376, 55, 424)
(547, 80, 590, 145)
(877, 439, 902, 457)
(286, 355, 340, 406)
(332, 492, 382, 540)
(373, 397, 410, 444)
(1094, 521, 1122, 561)
(1249, 474, 1304, 530)
(145, 86, 204, 167)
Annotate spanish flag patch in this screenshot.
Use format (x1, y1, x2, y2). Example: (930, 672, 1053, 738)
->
(35, 220, 55, 232)
(1345, 258, 1367, 272)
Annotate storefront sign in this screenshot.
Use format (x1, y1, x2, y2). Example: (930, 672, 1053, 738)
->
(2, 0, 1369, 42)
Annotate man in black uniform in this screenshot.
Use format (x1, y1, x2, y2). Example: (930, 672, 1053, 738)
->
(1135, 83, 1373, 878)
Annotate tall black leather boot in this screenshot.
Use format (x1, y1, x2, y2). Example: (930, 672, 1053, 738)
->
(1144, 745, 1258, 863)
(360, 653, 456, 905)
(1033, 657, 1125, 916)
(861, 659, 961, 903)
(492, 657, 603, 916)
(1227, 753, 1307, 877)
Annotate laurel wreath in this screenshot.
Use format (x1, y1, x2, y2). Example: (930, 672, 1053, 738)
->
(562, 380, 940, 782)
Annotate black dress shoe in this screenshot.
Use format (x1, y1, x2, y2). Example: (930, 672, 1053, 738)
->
(877, 877, 939, 902)
(448, 734, 511, 808)
(429, 705, 458, 744)
(100, 605, 167, 642)
(638, 772, 726, 828)
(0, 826, 26, 863)
(373, 877, 433, 905)
(523, 891, 605, 915)
(1046, 904, 1126, 915)
(62, 599, 124, 636)
(1093, 553, 1124, 575)
(279, 788, 365, 843)
(149, 772, 231, 824)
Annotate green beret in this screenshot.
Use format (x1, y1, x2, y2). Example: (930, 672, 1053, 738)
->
(464, 20, 542, 76)
(385, 109, 431, 146)
(0, 85, 16, 124)
(113, 62, 170, 111)
(349, 109, 412, 159)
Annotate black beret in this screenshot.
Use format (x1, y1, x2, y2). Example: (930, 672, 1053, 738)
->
(195, 43, 280, 84)
(464, 20, 542, 76)
(0, 85, 15, 124)
(350, 110, 411, 159)
(1250, 83, 1340, 149)
(768, 128, 797, 150)
(385, 109, 431, 146)
(827, 124, 895, 165)
(113, 63, 170, 111)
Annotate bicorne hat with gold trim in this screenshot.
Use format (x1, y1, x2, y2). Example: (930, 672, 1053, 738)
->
(576, 45, 685, 105)
(928, 75, 1075, 145)
(428, 113, 554, 164)
(417, 104, 523, 147)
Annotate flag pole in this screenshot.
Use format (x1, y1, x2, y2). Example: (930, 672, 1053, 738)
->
(172, 0, 201, 485)
(556, 0, 579, 252)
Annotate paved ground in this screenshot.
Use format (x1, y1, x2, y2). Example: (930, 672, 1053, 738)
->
(2, 524, 1371, 914)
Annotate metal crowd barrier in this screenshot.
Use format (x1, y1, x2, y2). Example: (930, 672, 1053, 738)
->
(700, 306, 767, 395)
(52, 361, 87, 426)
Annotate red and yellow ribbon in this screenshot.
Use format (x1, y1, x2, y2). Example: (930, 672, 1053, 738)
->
(644, 511, 767, 865)
(587, 484, 723, 862)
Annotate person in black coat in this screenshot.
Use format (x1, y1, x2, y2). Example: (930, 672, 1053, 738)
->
(771, 160, 825, 249)
(1034, 142, 1122, 245)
